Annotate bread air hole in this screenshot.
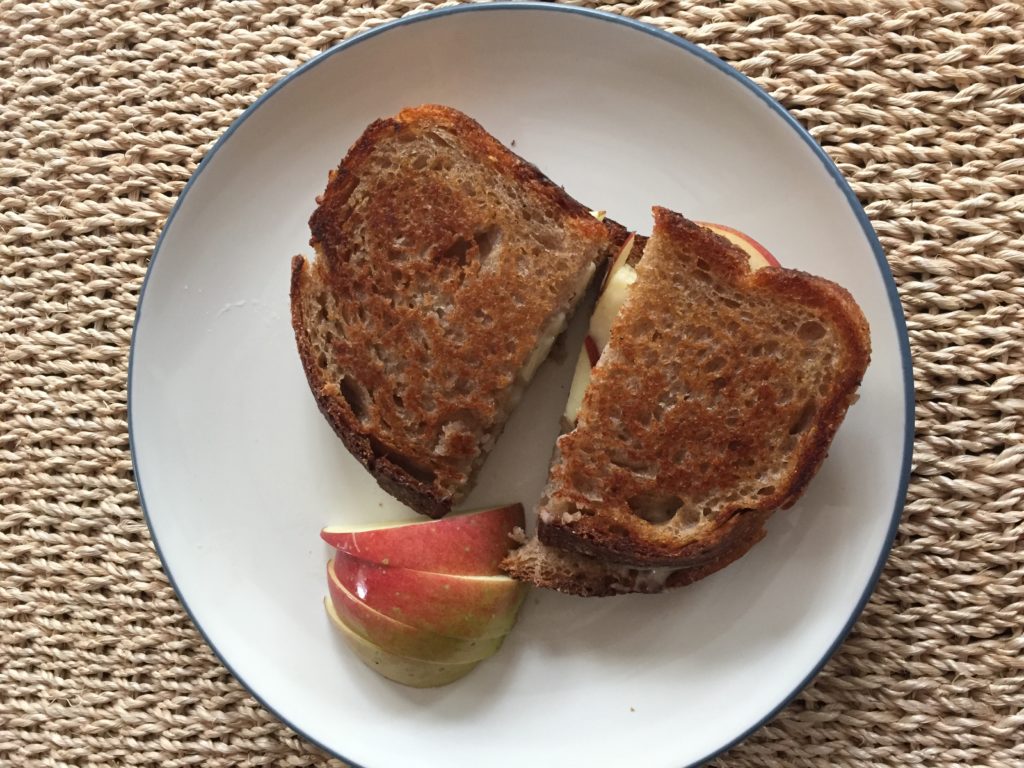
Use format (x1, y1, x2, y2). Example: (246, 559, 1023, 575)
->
(752, 339, 780, 356)
(628, 493, 683, 525)
(423, 130, 454, 149)
(474, 226, 502, 268)
(678, 506, 702, 529)
(391, 455, 437, 485)
(440, 238, 471, 269)
(450, 376, 473, 396)
(367, 435, 437, 485)
(473, 308, 494, 327)
(705, 355, 725, 373)
(339, 376, 369, 423)
(609, 449, 654, 476)
(798, 320, 826, 342)
(789, 400, 816, 435)
(535, 229, 563, 250)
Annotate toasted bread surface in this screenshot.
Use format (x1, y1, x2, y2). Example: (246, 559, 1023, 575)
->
(532, 207, 871, 567)
(291, 105, 611, 517)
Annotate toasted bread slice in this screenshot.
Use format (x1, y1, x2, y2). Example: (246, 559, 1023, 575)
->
(291, 106, 612, 517)
(503, 208, 870, 591)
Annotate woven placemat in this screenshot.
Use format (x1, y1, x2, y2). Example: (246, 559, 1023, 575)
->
(2, 1, 1022, 765)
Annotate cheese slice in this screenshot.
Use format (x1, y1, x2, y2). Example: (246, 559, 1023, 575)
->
(563, 262, 636, 423)
(520, 262, 596, 384)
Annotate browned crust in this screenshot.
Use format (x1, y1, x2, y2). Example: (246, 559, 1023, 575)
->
(601, 216, 631, 251)
(540, 207, 871, 566)
(501, 512, 769, 597)
(537, 497, 772, 571)
(592, 218, 642, 289)
(599, 217, 646, 266)
(753, 266, 871, 512)
(627, 234, 648, 267)
(292, 105, 610, 518)
(310, 105, 605, 251)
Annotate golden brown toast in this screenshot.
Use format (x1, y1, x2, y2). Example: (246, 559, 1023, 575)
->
(291, 105, 613, 518)
(503, 207, 871, 591)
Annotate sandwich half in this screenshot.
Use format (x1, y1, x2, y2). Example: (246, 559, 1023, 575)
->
(503, 207, 871, 595)
(291, 105, 616, 518)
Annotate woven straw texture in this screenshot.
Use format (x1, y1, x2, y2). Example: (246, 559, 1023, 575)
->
(2, 0, 1022, 766)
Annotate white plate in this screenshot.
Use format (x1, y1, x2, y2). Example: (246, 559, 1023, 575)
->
(129, 5, 913, 768)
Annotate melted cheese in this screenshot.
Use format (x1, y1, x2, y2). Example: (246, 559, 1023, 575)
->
(590, 263, 637, 350)
(563, 263, 636, 423)
(520, 262, 596, 384)
(564, 343, 594, 427)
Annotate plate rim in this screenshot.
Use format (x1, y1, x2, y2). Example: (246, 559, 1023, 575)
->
(127, 4, 915, 767)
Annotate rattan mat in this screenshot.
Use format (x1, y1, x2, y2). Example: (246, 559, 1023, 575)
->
(2, 1, 1022, 766)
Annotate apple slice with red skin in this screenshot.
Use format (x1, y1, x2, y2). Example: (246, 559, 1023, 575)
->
(321, 503, 524, 576)
(324, 599, 480, 687)
(332, 553, 526, 640)
(698, 221, 780, 270)
(326, 561, 505, 663)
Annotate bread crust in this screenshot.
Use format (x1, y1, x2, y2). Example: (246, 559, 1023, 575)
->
(536, 207, 871, 567)
(501, 509, 769, 596)
(536, 498, 772, 574)
(291, 105, 611, 517)
(309, 106, 607, 254)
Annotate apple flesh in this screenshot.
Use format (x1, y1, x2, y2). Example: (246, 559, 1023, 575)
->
(324, 599, 480, 687)
(321, 503, 524, 576)
(332, 554, 526, 640)
(326, 561, 505, 663)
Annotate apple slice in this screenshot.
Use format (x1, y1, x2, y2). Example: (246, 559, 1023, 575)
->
(699, 222, 780, 270)
(326, 561, 505, 663)
(332, 554, 526, 640)
(321, 503, 524, 576)
(325, 599, 480, 687)
(598, 233, 636, 293)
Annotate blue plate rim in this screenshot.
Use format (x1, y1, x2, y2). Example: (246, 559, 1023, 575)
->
(127, 4, 915, 767)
